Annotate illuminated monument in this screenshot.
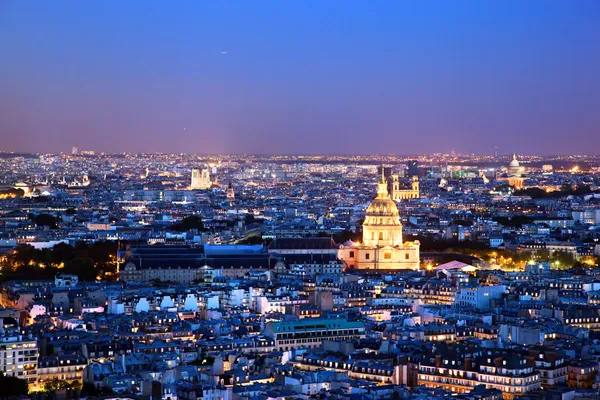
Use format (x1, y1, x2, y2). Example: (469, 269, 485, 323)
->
(497, 154, 526, 189)
(338, 172, 420, 271)
(190, 168, 212, 190)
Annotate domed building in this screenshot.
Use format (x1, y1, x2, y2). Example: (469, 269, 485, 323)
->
(339, 174, 420, 271)
(497, 154, 526, 189)
(507, 154, 524, 177)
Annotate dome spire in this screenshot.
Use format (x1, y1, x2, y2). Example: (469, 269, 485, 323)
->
(377, 165, 389, 198)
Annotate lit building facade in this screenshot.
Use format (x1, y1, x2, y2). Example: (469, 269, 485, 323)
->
(497, 154, 526, 189)
(0, 334, 39, 386)
(264, 318, 365, 351)
(391, 175, 420, 200)
(190, 168, 212, 190)
(339, 175, 420, 271)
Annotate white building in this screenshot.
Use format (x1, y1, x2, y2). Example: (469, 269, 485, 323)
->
(0, 334, 39, 385)
(455, 285, 506, 310)
(55, 274, 79, 288)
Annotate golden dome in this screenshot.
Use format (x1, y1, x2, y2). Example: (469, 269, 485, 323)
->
(364, 176, 401, 226)
(362, 173, 403, 247)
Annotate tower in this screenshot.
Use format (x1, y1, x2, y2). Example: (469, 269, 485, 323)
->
(411, 176, 419, 192)
(392, 175, 400, 193)
(226, 182, 235, 199)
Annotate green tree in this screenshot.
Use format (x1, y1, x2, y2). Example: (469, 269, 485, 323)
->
(237, 235, 264, 245)
(514, 187, 548, 199)
(0, 373, 29, 396)
(63, 257, 97, 281)
(52, 242, 76, 265)
(32, 213, 58, 229)
(510, 215, 534, 227)
(171, 215, 205, 232)
(553, 251, 576, 269)
(81, 382, 98, 396)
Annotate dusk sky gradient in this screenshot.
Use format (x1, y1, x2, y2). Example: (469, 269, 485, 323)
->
(1, 1, 599, 155)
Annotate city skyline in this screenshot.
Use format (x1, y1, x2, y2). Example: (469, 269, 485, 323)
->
(1, 1, 599, 155)
(4, 150, 600, 158)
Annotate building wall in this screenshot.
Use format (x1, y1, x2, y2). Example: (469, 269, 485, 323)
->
(339, 245, 420, 271)
(0, 335, 38, 385)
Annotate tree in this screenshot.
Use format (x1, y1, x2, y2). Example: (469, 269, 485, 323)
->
(514, 187, 548, 199)
(492, 216, 511, 227)
(553, 251, 576, 269)
(510, 215, 534, 227)
(0, 373, 29, 396)
(452, 219, 473, 227)
(32, 213, 58, 229)
(63, 257, 97, 281)
(81, 382, 98, 396)
(491, 215, 533, 228)
(52, 242, 76, 265)
(170, 215, 205, 232)
(494, 184, 513, 192)
(535, 249, 551, 262)
(7, 244, 40, 268)
(244, 214, 256, 225)
(237, 235, 264, 245)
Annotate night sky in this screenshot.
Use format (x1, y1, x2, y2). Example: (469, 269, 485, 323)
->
(1, 1, 599, 155)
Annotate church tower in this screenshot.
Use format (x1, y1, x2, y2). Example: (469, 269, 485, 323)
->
(226, 182, 235, 199)
(411, 176, 419, 192)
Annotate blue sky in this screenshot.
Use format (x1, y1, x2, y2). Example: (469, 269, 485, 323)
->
(1, 1, 599, 154)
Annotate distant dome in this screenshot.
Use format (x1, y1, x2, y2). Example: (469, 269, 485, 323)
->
(509, 154, 520, 168)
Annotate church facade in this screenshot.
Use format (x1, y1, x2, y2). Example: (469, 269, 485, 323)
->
(338, 175, 420, 271)
(391, 175, 419, 200)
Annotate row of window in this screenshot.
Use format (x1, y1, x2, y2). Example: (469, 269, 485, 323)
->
(349, 251, 411, 260)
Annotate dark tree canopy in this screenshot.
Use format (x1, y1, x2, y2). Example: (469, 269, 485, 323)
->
(515, 185, 595, 199)
(170, 215, 205, 232)
(0, 373, 29, 396)
(32, 213, 58, 228)
(492, 215, 534, 227)
(63, 257, 97, 281)
(2, 241, 119, 283)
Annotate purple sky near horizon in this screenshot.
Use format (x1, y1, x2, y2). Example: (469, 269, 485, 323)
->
(1, 1, 599, 155)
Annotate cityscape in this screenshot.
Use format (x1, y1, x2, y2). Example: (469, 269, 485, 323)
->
(1, 152, 600, 400)
(2, 2, 600, 400)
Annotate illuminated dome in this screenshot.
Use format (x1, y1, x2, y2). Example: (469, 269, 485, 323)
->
(364, 182, 401, 225)
(362, 174, 403, 247)
(509, 154, 520, 168)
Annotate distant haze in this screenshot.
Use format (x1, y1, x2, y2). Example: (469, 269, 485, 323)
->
(0, 1, 599, 155)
